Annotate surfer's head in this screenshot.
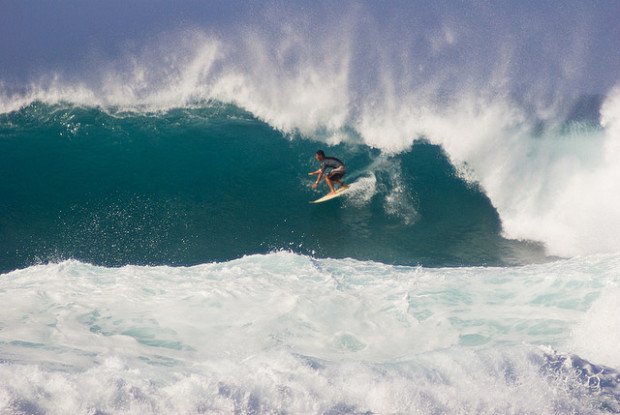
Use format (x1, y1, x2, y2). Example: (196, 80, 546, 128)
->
(315, 150, 325, 161)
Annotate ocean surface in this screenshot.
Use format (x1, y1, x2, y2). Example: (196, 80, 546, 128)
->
(1, 97, 619, 414)
(1, 2, 620, 413)
(1, 102, 550, 272)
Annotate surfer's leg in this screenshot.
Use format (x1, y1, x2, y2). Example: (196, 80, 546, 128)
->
(324, 176, 337, 194)
(335, 174, 348, 189)
(328, 170, 346, 190)
(333, 179, 349, 189)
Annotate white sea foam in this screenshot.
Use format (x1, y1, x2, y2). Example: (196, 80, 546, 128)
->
(570, 286, 620, 369)
(343, 157, 419, 225)
(342, 173, 376, 207)
(0, 253, 619, 413)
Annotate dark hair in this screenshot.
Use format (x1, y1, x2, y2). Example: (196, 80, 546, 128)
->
(316, 150, 325, 157)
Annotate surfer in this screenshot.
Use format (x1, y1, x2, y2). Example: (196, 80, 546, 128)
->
(309, 150, 348, 195)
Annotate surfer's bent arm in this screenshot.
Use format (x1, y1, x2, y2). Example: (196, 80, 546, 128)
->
(310, 169, 324, 189)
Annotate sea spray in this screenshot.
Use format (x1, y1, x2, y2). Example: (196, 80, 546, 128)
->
(1, 252, 619, 413)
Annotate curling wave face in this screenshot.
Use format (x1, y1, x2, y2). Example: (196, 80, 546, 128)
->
(0, 102, 550, 272)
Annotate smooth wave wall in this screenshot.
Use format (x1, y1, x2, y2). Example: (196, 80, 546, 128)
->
(1, 103, 548, 272)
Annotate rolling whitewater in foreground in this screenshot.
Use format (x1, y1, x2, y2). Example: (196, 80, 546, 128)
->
(1, 1, 620, 414)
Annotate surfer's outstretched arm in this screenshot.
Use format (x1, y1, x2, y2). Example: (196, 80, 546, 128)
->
(311, 171, 324, 189)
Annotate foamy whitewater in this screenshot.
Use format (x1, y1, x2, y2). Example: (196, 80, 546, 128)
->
(1, 1, 619, 414)
(1, 253, 620, 414)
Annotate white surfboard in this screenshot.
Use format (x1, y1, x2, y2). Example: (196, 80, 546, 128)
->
(310, 187, 349, 204)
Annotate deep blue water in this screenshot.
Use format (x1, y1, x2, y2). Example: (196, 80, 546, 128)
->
(0, 102, 546, 273)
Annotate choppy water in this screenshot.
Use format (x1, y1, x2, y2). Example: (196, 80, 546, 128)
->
(1, 253, 619, 414)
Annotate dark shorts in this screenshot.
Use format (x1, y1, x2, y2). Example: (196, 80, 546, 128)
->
(327, 168, 346, 182)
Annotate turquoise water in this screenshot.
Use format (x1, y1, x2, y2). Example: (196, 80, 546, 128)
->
(0, 102, 545, 273)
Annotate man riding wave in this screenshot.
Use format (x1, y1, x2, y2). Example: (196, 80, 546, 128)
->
(309, 150, 348, 195)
